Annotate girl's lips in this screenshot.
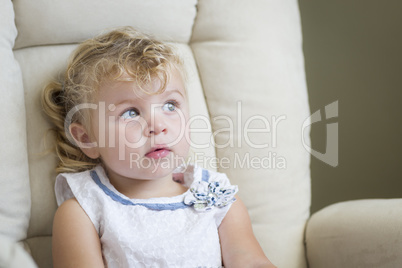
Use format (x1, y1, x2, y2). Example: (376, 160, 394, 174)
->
(145, 147, 171, 159)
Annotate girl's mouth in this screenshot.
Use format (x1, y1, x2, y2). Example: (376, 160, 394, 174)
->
(145, 147, 171, 159)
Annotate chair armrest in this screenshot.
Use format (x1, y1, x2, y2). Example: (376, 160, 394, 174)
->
(0, 236, 37, 268)
(305, 199, 402, 268)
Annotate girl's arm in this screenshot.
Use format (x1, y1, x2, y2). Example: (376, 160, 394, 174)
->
(52, 198, 104, 268)
(219, 196, 276, 268)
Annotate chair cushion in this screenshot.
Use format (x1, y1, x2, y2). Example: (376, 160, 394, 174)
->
(12, 1, 213, 266)
(191, 1, 311, 267)
(0, 237, 37, 268)
(306, 199, 402, 268)
(0, 0, 31, 243)
(13, 0, 197, 49)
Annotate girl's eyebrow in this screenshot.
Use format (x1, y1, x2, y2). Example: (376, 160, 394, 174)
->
(114, 89, 185, 107)
(164, 88, 185, 98)
(113, 97, 140, 107)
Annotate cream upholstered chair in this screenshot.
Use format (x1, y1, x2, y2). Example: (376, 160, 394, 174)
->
(2, 1, 401, 268)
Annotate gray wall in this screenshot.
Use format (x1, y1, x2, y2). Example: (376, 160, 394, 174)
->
(299, 0, 402, 213)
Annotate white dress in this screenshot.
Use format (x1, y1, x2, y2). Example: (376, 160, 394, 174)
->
(55, 164, 238, 268)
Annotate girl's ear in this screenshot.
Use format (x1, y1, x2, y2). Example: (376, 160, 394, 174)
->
(69, 123, 100, 159)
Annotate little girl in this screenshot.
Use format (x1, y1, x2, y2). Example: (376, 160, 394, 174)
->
(42, 27, 275, 268)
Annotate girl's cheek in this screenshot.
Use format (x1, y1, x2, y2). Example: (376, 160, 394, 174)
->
(170, 117, 188, 138)
(123, 121, 144, 144)
(173, 113, 188, 130)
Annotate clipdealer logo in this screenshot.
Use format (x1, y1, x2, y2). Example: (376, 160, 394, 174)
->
(63, 100, 339, 168)
(302, 100, 339, 167)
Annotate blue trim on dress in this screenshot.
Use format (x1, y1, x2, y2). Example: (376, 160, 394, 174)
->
(90, 170, 189, 211)
(201, 169, 210, 182)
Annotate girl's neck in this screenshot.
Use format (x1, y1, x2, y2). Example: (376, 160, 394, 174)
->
(104, 168, 187, 200)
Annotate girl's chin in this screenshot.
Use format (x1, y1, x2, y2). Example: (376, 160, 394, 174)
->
(130, 162, 178, 176)
(114, 153, 187, 175)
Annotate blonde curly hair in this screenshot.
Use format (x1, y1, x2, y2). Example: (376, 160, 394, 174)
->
(41, 27, 185, 173)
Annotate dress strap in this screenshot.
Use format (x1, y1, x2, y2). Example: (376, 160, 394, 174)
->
(90, 170, 189, 211)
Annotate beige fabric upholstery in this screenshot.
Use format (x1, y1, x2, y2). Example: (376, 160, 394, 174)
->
(1, 0, 313, 267)
(0, 237, 37, 268)
(190, 1, 311, 266)
(0, 0, 31, 243)
(13, 0, 197, 49)
(306, 199, 402, 268)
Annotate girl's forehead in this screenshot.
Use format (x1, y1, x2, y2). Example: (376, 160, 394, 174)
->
(96, 72, 186, 103)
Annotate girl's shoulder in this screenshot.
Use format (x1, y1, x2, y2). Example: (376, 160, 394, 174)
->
(53, 197, 104, 267)
(54, 167, 94, 207)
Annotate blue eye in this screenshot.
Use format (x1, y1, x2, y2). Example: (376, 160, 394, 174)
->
(162, 101, 178, 112)
(121, 108, 139, 119)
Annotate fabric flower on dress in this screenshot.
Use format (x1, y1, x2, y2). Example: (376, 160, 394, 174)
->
(184, 180, 238, 212)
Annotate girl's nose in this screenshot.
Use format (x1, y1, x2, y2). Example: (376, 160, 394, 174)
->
(145, 114, 167, 136)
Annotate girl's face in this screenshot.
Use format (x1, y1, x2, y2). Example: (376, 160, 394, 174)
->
(89, 69, 190, 183)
